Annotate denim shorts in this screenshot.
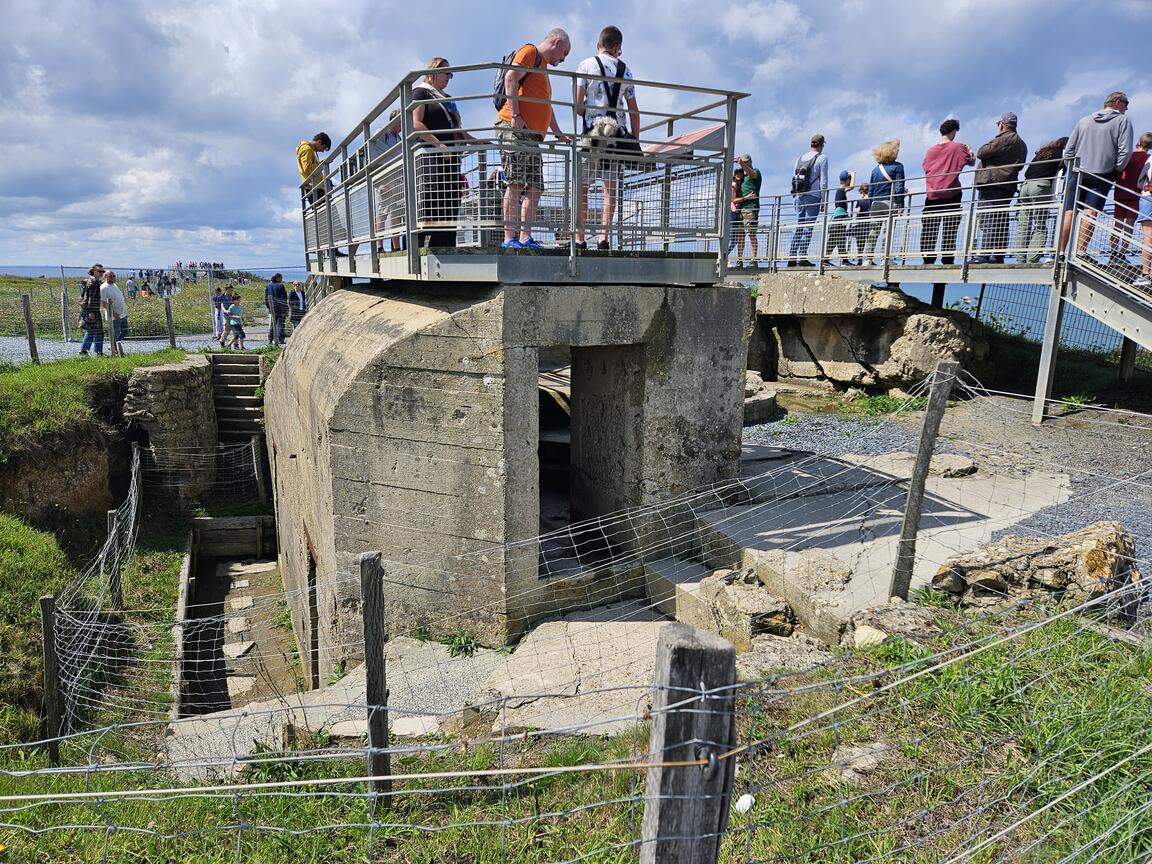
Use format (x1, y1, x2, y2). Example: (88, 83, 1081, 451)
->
(1064, 171, 1115, 212)
(1137, 195, 1152, 225)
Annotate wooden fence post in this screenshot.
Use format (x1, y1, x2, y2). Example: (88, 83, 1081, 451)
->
(640, 624, 737, 864)
(250, 434, 268, 504)
(60, 280, 71, 342)
(889, 360, 960, 600)
(359, 551, 391, 815)
(107, 509, 123, 609)
(40, 595, 62, 765)
(164, 297, 176, 348)
(21, 294, 39, 364)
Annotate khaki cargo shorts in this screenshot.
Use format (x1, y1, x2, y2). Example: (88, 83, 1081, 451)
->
(496, 120, 545, 190)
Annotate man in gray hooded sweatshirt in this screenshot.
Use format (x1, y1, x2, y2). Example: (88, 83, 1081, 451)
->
(1060, 91, 1134, 255)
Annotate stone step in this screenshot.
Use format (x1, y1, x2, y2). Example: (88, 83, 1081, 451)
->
(217, 406, 264, 420)
(213, 371, 262, 382)
(643, 558, 713, 620)
(214, 394, 263, 407)
(211, 355, 261, 368)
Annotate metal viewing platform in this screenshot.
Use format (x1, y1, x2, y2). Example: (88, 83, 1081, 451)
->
(300, 62, 745, 285)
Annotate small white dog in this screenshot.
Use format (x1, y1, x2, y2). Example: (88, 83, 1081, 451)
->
(581, 115, 620, 172)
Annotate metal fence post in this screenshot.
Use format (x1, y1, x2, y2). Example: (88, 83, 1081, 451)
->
(21, 294, 39, 364)
(359, 551, 391, 814)
(769, 198, 782, 272)
(164, 297, 176, 348)
(640, 624, 737, 864)
(882, 200, 896, 282)
(959, 192, 979, 282)
(107, 508, 122, 609)
(40, 595, 61, 765)
(889, 360, 960, 600)
(817, 193, 830, 274)
(400, 86, 421, 277)
(107, 308, 119, 357)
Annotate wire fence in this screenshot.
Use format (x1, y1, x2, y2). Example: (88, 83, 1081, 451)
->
(0, 266, 314, 364)
(5, 378, 1151, 861)
(959, 282, 1152, 372)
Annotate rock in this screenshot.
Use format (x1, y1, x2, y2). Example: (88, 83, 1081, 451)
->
(222, 640, 255, 659)
(745, 370, 769, 397)
(825, 742, 896, 784)
(887, 387, 913, 400)
(228, 596, 254, 611)
(755, 276, 989, 390)
(934, 454, 978, 478)
(676, 571, 796, 652)
(842, 603, 942, 649)
(931, 522, 1142, 607)
(744, 391, 778, 424)
(853, 625, 889, 648)
(227, 617, 250, 634)
(843, 387, 864, 401)
(736, 634, 835, 679)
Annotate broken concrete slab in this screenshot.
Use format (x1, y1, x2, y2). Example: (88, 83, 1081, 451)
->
(230, 579, 251, 589)
(228, 596, 254, 611)
(227, 617, 250, 634)
(736, 634, 836, 680)
(482, 601, 669, 735)
(222, 640, 255, 659)
(226, 676, 256, 697)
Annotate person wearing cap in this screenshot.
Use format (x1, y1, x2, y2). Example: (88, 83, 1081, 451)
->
(1060, 91, 1135, 257)
(788, 134, 828, 266)
(921, 118, 975, 265)
(826, 170, 856, 265)
(971, 112, 1027, 264)
(732, 154, 762, 264)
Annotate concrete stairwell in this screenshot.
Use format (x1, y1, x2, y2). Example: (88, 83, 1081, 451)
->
(210, 354, 265, 444)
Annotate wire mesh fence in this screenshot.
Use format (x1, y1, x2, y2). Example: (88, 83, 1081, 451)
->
(5, 379, 1151, 861)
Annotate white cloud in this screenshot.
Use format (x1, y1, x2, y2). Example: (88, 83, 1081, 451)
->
(718, 1, 808, 46)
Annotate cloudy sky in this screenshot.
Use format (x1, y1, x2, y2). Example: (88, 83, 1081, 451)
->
(1, 0, 1148, 267)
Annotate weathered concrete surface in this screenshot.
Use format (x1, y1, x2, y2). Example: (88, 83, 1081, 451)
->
(753, 274, 988, 389)
(694, 451, 1070, 643)
(736, 633, 836, 679)
(744, 370, 778, 423)
(479, 601, 669, 734)
(265, 282, 747, 678)
(165, 635, 503, 780)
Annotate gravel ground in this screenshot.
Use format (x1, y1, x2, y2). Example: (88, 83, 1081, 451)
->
(743, 395, 1152, 563)
(0, 330, 277, 363)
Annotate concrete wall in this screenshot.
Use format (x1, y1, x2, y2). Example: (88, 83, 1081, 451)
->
(265, 282, 748, 680)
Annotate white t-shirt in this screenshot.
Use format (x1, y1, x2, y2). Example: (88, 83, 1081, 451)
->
(577, 53, 636, 131)
(100, 283, 128, 319)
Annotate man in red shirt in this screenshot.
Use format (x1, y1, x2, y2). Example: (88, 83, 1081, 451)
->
(1112, 132, 1151, 263)
(920, 118, 975, 265)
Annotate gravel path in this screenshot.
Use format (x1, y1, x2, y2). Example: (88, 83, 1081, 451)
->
(742, 395, 1152, 562)
(0, 330, 278, 363)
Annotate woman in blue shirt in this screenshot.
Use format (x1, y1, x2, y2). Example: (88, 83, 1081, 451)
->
(867, 139, 906, 264)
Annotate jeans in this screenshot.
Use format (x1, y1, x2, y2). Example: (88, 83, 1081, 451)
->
(270, 315, 286, 345)
(920, 194, 963, 263)
(80, 329, 104, 354)
(213, 306, 226, 338)
(789, 195, 821, 259)
(1017, 178, 1056, 263)
(977, 191, 1014, 255)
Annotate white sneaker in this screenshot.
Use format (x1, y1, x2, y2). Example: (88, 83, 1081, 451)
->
(1133, 275, 1151, 288)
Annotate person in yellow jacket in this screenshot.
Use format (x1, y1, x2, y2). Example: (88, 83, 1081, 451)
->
(297, 132, 355, 257)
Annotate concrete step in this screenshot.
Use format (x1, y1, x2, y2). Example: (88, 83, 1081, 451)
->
(216, 406, 264, 420)
(211, 358, 261, 370)
(214, 394, 262, 407)
(218, 420, 265, 433)
(643, 558, 712, 620)
(213, 371, 262, 383)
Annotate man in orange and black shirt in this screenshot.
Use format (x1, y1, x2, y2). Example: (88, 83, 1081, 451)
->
(495, 28, 572, 248)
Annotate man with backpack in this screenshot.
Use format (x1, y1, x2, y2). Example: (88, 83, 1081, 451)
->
(788, 134, 829, 266)
(574, 25, 640, 251)
(493, 28, 572, 249)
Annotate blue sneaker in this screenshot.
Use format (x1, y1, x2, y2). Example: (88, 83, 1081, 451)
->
(520, 237, 544, 249)
(501, 238, 522, 248)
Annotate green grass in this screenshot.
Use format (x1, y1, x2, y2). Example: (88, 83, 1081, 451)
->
(0, 350, 185, 461)
(850, 393, 928, 415)
(1, 274, 223, 338)
(0, 515, 76, 742)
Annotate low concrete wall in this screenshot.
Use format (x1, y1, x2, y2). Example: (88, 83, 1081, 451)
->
(170, 531, 194, 721)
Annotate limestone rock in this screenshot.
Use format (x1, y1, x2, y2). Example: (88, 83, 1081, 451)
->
(931, 521, 1141, 607)
(676, 570, 796, 652)
(841, 603, 942, 649)
(825, 741, 897, 784)
(736, 634, 835, 679)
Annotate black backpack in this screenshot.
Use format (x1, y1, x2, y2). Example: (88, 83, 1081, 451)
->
(493, 44, 542, 110)
(791, 153, 818, 194)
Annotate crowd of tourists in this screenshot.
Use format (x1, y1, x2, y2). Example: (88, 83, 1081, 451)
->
(297, 26, 641, 254)
(211, 275, 309, 351)
(731, 91, 1149, 286)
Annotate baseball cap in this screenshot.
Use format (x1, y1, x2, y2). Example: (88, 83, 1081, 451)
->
(811, 133, 826, 146)
(999, 111, 1018, 126)
(839, 170, 851, 182)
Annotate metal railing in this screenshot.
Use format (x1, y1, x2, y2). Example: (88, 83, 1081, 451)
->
(300, 62, 746, 278)
(735, 159, 1152, 301)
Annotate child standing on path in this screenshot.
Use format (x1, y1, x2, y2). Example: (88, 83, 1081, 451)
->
(225, 292, 246, 350)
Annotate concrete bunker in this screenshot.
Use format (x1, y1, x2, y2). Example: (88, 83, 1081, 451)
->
(265, 281, 748, 681)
